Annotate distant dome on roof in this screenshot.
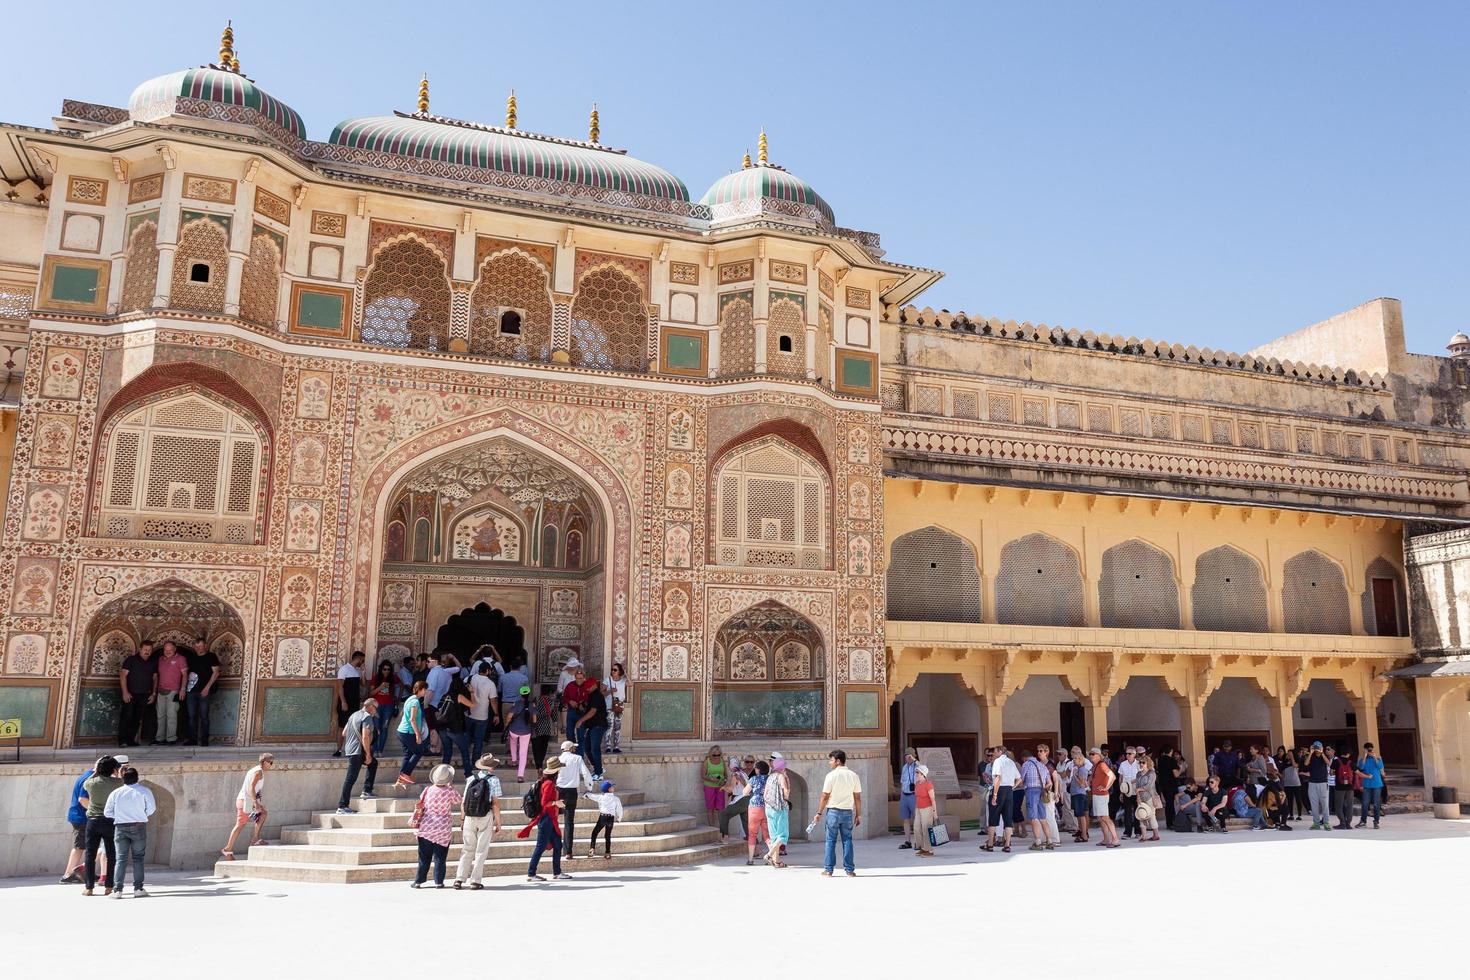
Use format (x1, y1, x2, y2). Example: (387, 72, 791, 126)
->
(700, 163, 835, 228)
(327, 113, 689, 203)
(128, 67, 306, 140)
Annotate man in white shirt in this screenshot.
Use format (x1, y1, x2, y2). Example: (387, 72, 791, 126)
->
(555, 739, 594, 858)
(984, 746, 1021, 852)
(814, 749, 862, 877)
(102, 766, 155, 897)
(1116, 747, 1141, 839)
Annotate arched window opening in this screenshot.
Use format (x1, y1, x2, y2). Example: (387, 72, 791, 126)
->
(713, 437, 827, 569)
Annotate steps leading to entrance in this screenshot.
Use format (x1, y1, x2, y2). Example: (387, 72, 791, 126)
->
(212, 785, 742, 885)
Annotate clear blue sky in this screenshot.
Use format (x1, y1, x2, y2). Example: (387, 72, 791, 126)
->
(5, 2, 1467, 354)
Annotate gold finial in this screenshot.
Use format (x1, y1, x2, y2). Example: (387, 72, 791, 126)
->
(218, 20, 234, 69)
(417, 74, 429, 114)
(589, 103, 599, 144)
(742, 149, 751, 170)
(229, 52, 240, 73)
(506, 89, 517, 129)
(757, 129, 768, 166)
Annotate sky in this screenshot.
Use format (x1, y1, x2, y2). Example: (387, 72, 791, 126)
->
(3, 2, 1466, 354)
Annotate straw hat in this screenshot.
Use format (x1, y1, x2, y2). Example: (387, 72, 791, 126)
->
(430, 764, 454, 786)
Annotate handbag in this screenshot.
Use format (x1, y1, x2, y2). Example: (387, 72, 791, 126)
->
(928, 820, 950, 847)
(410, 790, 426, 829)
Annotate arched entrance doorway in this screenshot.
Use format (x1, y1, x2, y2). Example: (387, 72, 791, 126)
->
(373, 435, 607, 687)
(437, 602, 526, 662)
(710, 600, 825, 738)
(76, 579, 247, 744)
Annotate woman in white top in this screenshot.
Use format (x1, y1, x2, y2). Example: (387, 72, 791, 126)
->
(603, 662, 627, 755)
(221, 753, 274, 859)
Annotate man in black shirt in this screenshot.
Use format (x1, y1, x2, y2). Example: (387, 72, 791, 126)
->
(1202, 775, 1229, 831)
(577, 679, 610, 779)
(1156, 747, 1181, 828)
(1304, 740, 1331, 830)
(118, 641, 158, 746)
(184, 636, 221, 746)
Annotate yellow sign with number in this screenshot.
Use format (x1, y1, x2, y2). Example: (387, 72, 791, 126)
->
(0, 718, 20, 739)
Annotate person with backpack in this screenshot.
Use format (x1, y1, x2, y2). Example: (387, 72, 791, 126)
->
(505, 685, 537, 782)
(517, 758, 571, 882)
(454, 754, 503, 890)
(437, 671, 475, 777)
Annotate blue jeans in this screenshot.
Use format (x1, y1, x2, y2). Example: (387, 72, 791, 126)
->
(823, 808, 855, 874)
(186, 690, 211, 743)
(469, 718, 489, 762)
(527, 813, 562, 877)
(441, 728, 471, 774)
(564, 708, 580, 745)
(1360, 786, 1382, 825)
(372, 706, 394, 755)
(398, 729, 424, 777)
(113, 823, 147, 889)
(579, 725, 606, 775)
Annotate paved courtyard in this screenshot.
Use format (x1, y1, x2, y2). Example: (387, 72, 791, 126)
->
(3, 812, 1465, 975)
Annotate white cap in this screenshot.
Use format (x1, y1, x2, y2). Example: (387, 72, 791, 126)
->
(114, 754, 130, 765)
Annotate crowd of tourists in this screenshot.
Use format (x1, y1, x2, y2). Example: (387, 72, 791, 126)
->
(891, 738, 1390, 856)
(328, 646, 625, 801)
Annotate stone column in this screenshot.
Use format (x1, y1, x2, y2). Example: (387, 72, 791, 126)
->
(804, 323, 817, 379)
(222, 251, 247, 317)
(1082, 697, 1109, 750)
(1175, 697, 1207, 776)
(1265, 697, 1295, 752)
(550, 295, 572, 363)
(754, 318, 768, 373)
(1351, 692, 1381, 754)
(977, 695, 1005, 751)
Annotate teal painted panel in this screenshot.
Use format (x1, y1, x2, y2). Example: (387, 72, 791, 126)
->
(839, 352, 873, 391)
(76, 686, 121, 739)
(843, 690, 881, 731)
(297, 290, 345, 330)
(0, 685, 51, 739)
(713, 687, 822, 734)
(50, 264, 100, 304)
(637, 688, 694, 734)
(261, 685, 334, 737)
(666, 333, 703, 370)
(209, 687, 240, 739)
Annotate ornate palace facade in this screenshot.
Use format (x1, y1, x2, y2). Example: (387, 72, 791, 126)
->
(0, 31, 1467, 795)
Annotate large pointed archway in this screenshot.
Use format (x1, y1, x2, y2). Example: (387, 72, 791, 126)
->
(368, 431, 612, 686)
(75, 578, 247, 745)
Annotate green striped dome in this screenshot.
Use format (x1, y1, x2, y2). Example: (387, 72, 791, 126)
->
(700, 164, 835, 226)
(329, 114, 689, 202)
(128, 68, 306, 139)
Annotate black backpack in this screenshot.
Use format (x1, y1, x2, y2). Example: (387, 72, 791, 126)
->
(521, 779, 542, 819)
(463, 775, 494, 818)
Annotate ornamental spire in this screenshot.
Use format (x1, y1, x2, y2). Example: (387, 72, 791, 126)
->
(229, 51, 241, 73)
(742, 149, 751, 170)
(589, 103, 599, 144)
(417, 74, 429, 114)
(506, 89, 517, 129)
(757, 129, 768, 166)
(218, 21, 235, 70)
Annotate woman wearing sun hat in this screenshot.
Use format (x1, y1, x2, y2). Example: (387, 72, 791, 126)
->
(410, 764, 457, 889)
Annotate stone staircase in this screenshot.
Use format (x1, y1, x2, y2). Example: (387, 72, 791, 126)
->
(213, 783, 743, 884)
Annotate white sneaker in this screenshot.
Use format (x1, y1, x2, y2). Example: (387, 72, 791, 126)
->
(111, 890, 125, 899)
(133, 887, 150, 897)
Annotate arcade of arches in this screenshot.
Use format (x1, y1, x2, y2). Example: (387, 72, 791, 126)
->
(884, 481, 1420, 776)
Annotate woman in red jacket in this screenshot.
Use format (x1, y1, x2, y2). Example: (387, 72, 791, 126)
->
(518, 758, 571, 882)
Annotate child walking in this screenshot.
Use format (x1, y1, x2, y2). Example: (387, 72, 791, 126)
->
(586, 779, 623, 859)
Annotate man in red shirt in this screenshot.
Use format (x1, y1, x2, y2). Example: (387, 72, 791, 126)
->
(1088, 747, 1119, 847)
(153, 641, 189, 745)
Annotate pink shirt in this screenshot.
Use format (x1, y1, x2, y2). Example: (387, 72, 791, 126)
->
(156, 654, 188, 692)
